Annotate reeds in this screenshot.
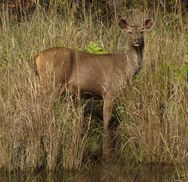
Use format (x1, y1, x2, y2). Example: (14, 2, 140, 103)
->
(0, 3, 187, 173)
(116, 19, 188, 165)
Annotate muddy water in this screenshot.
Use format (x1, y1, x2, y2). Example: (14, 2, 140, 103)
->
(71, 164, 186, 182)
(0, 163, 187, 182)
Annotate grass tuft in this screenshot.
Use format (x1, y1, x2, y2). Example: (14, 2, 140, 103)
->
(0, 6, 187, 175)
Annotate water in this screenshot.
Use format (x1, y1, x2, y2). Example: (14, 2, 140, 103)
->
(0, 163, 187, 182)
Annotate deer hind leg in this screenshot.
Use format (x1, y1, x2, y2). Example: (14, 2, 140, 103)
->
(103, 91, 114, 160)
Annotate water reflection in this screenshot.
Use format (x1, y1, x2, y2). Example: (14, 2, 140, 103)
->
(72, 163, 180, 182)
(0, 163, 187, 182)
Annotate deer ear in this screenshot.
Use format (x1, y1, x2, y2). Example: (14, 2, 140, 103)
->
(143, 18, 153, 31)
(119, 19, 129, 30)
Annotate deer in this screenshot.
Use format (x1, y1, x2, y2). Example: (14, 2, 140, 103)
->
(34, 18, 153, 160)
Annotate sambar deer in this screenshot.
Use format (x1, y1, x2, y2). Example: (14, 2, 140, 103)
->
(34, 18, 153, 159)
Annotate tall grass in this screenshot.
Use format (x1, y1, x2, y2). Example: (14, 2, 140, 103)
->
(116, 19, 188, 165)
(0, 5, 187, 173)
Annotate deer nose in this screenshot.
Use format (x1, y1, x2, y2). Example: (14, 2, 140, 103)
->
(134, 38, 140, 43)
(133, 39, 141, 47)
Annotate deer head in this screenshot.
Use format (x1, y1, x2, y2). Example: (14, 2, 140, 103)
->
(119, 18, 153, 48)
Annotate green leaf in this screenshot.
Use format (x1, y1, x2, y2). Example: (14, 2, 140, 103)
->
(84, 41, 108, 54)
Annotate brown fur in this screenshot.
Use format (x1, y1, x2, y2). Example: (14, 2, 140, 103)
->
(34, 18, 153, 160)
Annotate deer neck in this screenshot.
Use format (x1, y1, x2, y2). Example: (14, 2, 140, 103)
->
(119, 41, 144, 82)
(127, 42, 144, 67)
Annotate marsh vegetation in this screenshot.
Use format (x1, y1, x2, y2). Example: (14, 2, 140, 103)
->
(0, 1, 187, 180)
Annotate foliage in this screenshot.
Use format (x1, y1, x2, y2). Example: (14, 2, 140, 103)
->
(84, 41, 108, 54)
(0, 3, 187, 179)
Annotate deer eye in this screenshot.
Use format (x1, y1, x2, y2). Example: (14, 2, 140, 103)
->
(140, 29, 144, 34)
(127, 31, 133, 34)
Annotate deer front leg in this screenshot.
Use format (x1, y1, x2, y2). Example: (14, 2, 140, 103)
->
(103, 92, 113, 160)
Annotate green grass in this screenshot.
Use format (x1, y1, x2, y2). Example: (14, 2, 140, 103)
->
(0, 5, 187, 179)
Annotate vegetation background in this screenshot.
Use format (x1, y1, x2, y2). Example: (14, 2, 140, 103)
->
(0, 0, 187, 180)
